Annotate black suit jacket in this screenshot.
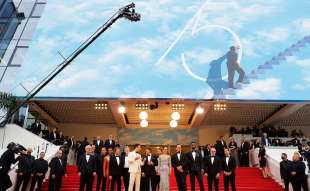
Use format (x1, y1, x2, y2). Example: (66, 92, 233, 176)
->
(186, 150, 204, 173)
(104, 139, 115, 149)
(171, 152, 188, 174)
(291, 160, 307, 181)
(142, 155, 158, 176)
(95, 153, 104, 174)
(109, 155, 123, 176)
(222, 156, 236, 175)
(280, 160, 293, 180)
(204, 156, 222, 177)
(214, 140, 226, 157)
(17, 154, 35, 174)
(240, 141, 250, 154)
(49, 132, 59, 142)
(93, 140, 104, 153)
(78, 154, 97, 175)
(49, 157, 65, 176)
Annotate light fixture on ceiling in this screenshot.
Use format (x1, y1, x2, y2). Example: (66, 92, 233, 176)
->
(135, 103, 148, 110)
(170, 120, 178, 128)
(94, 103, 108, 110)
(171, 111, 181, 121)
(118, 105, 126, 114)
(172, 103, 185, 110)
(139, 111, 148, 120)
(140, 119, 148, 128)
(214, 103, 227, 111)
(195, 106, 204, 114)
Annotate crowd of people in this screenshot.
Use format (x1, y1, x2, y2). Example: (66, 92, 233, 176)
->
(0, 132, 309, 191)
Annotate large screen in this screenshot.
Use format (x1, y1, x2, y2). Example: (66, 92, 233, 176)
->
(9, 0, 310, 100)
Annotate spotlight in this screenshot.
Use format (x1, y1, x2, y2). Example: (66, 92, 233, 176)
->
(195, 106, 204, 114)
(140, 119, 148, 128)
(172, 103, 185, 110)
(170, 120, 178, 128)
(135, 103, 148, 110)
(214, 103, 227, 111)
(118, 105, 126, 114)
(139, 111, 148, 120)
(171, 111, 181, 121)
(94, 103, 108, 110)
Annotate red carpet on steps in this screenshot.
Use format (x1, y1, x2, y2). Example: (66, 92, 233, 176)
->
(42, 166, 283, 191)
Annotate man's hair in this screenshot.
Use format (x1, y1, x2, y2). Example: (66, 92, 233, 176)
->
(134, 144, 140, 149)
(282, 153, 287, 157)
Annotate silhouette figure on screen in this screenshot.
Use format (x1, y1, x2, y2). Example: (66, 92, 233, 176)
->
(226, 46, 245, 89)
(206, 55, 228, 95)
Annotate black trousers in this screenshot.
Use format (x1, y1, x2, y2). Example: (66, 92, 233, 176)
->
(0, 173, 13, 191)
(155, 175, 160, 190)
(96, 173, 106, 191)
(224, 175, 236, 191)
(207, 175, 219, 191)
(15, 173, 31, 191)
(189, 171, 204, 191)
(122, 170, 129, 191)
(292, 178, 309, 191)
(144, 175, 157, 191)
(283, 178, 290, 191)
(110, 175, 121, 191)
(79, 173, 94, 191)
(175, 172, 187, 191)
(240, 153, 249, 167)
(30, 175, 45, 191)
(48, 175, 62, 191)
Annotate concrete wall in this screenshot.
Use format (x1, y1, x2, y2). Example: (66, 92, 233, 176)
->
(57, 123, 118, 141)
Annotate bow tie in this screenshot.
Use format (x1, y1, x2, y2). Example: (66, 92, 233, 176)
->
(211, 156, 215, 158)
(177, 152, 181, 154)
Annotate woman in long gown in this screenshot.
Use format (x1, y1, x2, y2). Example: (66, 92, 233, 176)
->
(157, 146, 171, 191)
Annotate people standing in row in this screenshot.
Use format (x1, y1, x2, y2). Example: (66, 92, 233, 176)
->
(14, 148, 35, 191)
(128, 144, 143, 191)
(78, 145, 97, 191)
(109, 147, 123, 191)
(171, 144, 187, 191)
(48, 150, 66, 191)
(29, 151, 48, 191)
(142, 148, 158, 191)
(158, 146, 171, 191)
(204, 147, 221, 191)
(187, 142, 205, 191)
(95, 147, 107, 191)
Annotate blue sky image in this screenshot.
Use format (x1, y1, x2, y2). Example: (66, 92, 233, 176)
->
(9, 0, 310, 100)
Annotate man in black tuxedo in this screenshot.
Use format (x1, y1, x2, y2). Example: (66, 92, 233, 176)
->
(121, 146, 131, 191)
(279, 153, 292, 191)
(96, 147, 107, 191)
(222, 148, 236, 191)
(49, 128, 59, 144)
(204, 147, 222, 191)
(171, 144, 188, 191)
(239, 139, 250, 167)
(187, 141, 205, 191)
(109, 147, 123, 191)
(14, 148, 35, 191)
(214, 136, 226, 158)
(291, 152, 308, 191)
(31, 120, 41, 135)
(78, 145, 97, 191)
(93, 136, 104, 154)
(104, 135, 115, 149)
(49, 150, 66, 191)
(30, 151, 48, 191)
(142, 148, 158, 191)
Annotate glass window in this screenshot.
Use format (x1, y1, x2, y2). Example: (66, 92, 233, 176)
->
(31, 3, 45, 17)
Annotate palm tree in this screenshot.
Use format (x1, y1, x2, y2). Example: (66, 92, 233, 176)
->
(0, 91, 17, 126)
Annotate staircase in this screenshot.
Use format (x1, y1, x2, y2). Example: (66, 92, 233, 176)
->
(42, 166, 283, 190)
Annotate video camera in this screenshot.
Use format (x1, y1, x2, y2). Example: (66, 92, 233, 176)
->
(7, 142, 26, 154)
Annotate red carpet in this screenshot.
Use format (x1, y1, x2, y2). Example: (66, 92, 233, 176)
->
(42, 166, 283, 190)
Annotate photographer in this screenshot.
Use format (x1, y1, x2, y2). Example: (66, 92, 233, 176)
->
(14, 147, 35, 191)
(0, 142, 23, 190)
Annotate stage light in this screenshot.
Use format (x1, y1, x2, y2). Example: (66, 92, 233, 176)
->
(172, 103, 185, 110)
(118, 105, 126, 114)
(196, 106, 204, 114)
(94, 103, 108, 110)
(171, 111, 181, 121)
(140, 119, 148, 128)
(214, 103, 227, 111)
(170, 120, 178, 128)
(135, 103, 148, 110)
(139, 111, 148, 120)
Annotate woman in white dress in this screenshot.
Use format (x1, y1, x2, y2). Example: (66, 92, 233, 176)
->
(157, 146, 171, 191)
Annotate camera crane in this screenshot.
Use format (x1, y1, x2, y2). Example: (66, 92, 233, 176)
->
(0, 3, 141, 126)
